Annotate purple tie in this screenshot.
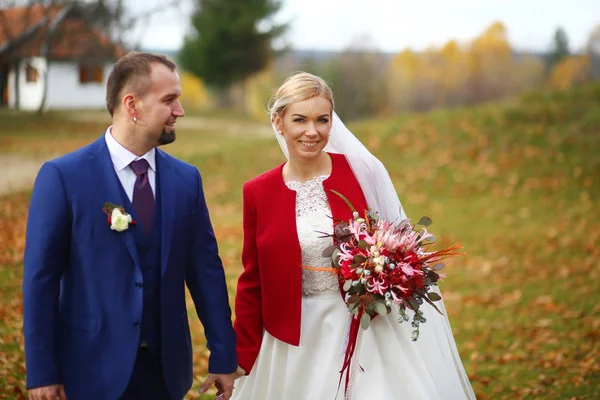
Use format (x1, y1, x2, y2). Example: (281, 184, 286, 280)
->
(130, 159, 154, 234)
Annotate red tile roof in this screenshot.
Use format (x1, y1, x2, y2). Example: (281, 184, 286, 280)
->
(0, 4, 62, 44)
(0, 4, 125, 60)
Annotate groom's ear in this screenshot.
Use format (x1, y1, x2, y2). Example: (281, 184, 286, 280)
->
(122, 93, 137, 119)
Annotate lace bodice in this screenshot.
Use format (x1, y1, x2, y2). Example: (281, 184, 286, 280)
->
(286, 175, 339, 295)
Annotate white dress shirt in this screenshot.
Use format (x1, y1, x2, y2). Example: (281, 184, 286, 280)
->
(104, 127, 156, 202)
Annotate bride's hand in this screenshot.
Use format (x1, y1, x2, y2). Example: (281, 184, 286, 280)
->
(234, 366, 246, 378)
(200, 366, 246, 399)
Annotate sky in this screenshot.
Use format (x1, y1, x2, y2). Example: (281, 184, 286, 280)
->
(131, 0, 599, 54)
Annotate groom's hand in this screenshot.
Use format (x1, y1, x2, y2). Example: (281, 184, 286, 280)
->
(199, 367, 245, 400)
(29, 384, 67, 400)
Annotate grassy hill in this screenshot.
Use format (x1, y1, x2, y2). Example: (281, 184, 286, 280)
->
(0, 83, 599, 399)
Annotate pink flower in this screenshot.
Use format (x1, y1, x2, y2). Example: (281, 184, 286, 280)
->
(400, 262, 415, 277)
(346, 220, 368, 242)
(390, 286, 409, 302)
(337, 243, 355, 264)
(367, 277, 389, 295)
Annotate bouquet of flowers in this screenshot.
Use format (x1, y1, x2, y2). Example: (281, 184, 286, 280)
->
(322, 191, 462, 395)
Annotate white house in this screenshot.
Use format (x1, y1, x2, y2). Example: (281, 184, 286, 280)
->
(0, 4, 124, 111)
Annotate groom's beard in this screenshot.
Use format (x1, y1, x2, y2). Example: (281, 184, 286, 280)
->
(158, 127, 176, 146)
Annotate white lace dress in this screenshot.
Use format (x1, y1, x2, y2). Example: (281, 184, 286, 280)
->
(232, 176, 475, 400)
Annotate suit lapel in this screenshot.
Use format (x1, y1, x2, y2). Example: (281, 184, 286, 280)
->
(89, 136, 141, 269)
(157, 150, 174, 276)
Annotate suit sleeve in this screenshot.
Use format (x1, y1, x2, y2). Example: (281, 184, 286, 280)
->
(233, 182, 264, 374)
(22, 162, 70, 389)
(186, 168, 238, 374)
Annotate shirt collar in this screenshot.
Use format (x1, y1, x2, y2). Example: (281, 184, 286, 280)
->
(104, 126, 156, 172)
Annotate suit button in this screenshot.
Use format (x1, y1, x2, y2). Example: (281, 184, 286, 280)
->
(135, 282, 143, 289)
(133, 321, 140, 328)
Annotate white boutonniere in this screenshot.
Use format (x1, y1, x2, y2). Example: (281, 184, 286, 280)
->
(102, 203, 136, 232)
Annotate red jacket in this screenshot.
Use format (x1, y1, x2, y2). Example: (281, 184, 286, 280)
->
(234, 152, 369, 373)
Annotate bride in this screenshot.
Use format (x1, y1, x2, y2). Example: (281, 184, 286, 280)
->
(231, 72, 476, 399)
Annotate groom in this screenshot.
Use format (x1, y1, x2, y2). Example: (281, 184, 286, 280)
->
(23, 52, 240, 400)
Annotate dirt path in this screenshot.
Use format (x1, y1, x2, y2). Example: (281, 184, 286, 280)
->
(1, 112, 273, 197)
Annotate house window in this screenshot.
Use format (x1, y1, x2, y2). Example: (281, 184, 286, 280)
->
(79, 65, 104, 84)
(25, 64, 38, 83)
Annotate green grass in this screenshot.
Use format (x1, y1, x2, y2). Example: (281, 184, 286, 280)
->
(1, 83, 599, 399)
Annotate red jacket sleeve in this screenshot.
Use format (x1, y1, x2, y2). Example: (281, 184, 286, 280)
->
(234, 182, 264, 373)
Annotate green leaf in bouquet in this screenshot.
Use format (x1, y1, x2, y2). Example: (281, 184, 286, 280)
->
(331, 248, 341, 263)
(413, 225, 425, 234)
(408, 298, 420, 312)
(352, 254, 367, 268)
(428, 292, 442, 301)
(422, 235, 436, 243)
(365, 302, 376, 315)
(358, 240, 369, 250)
(422, 293, 444, 315)
(322, 245, 337, 258)
(417, 216, 433, 227)
(360, 312, 371, 330)
(347, 294, 360, 304)
(375, 302, 389, 316)
(335, 223, 348, 238)
(425, 269, 440, 282)
(433, 263, 445, 271)
(343, 280, 353, 292)
(354, 285, 365, 295)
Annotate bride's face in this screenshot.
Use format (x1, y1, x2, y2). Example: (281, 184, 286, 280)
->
(275, 96, 333, 161)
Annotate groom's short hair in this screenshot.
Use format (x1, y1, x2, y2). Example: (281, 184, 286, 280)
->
(106, 51, 177, 116)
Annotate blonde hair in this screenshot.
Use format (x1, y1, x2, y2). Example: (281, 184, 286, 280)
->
(269, 72, 334, 120)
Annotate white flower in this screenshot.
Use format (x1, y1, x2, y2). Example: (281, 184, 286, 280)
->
(110, 208, 132, 232)
(373, 256, 385, 269)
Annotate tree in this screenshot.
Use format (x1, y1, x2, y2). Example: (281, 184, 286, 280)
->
(548, 55, 590, 90)
(179, 0, 286, 106)
(466, 21, 513, 103)
(587, 24, 600, 80)
(311, 36, 387, 121)
(547, 27, 570, 70)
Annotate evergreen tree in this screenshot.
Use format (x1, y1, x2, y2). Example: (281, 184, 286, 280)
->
(179, 0, 286, 100)
(548, 27, 570, 69)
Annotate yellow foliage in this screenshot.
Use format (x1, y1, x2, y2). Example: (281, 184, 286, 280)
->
(548, 56, 591, 90)
(386, 21, 548, 111)
(243, 67, 279, 120)
(179, 71, 212, 111)
(468, 21, 514, 99)
(386, 49, 421, 110)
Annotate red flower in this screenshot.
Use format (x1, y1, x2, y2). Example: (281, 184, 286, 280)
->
(404, 251, 419, 264)
(411, 274, 426, 290)
(388, 267, 405, 286)
(340, 259, 357, 280)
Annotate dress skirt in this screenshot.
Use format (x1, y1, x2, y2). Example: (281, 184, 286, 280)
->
(232, 289, 474, 400)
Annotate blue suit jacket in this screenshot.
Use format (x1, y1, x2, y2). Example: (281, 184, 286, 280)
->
(23, 136, 237, 399)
